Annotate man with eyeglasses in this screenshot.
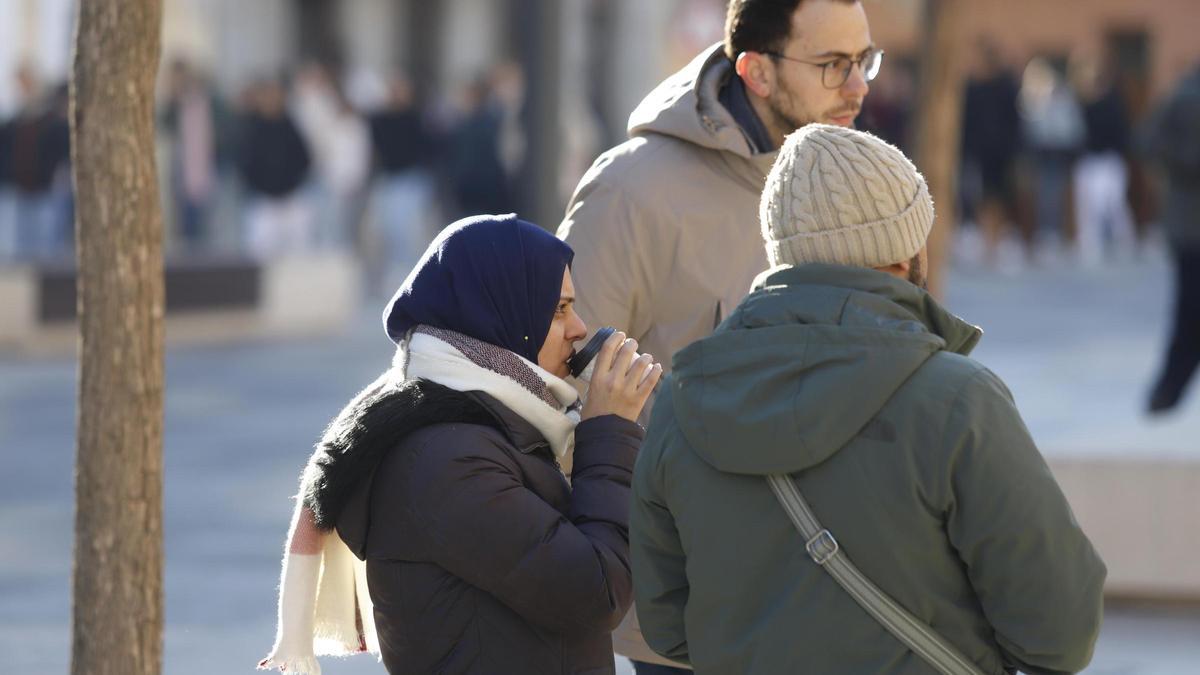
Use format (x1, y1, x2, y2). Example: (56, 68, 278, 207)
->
(557, 1, 876, 672)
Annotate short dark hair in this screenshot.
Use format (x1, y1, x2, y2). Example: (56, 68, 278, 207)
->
(723, 0, 858, 61)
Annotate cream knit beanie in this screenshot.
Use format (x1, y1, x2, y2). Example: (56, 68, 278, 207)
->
(760, 124, 934, 269)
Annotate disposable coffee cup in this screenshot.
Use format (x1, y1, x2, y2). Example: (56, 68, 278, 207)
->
(567, 326, 654, 384)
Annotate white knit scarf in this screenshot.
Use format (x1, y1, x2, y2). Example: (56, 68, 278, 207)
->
(259, 327, 581, 673)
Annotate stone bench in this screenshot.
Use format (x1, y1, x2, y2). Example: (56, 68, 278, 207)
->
(0, 252, 360, 353)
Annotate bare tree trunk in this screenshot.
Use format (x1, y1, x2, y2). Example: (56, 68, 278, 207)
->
(912, 0, 965, 298)
(70, 1, 165, 674)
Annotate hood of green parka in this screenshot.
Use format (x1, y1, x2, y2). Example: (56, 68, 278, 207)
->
(669, 264, 983, 475)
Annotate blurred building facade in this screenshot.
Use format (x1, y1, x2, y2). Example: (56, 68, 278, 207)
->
(152, 0, 729, 226)
(3, 0, 1198, 149)
(0, 0, 726, 137)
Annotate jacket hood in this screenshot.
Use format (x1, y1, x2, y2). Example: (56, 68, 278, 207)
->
(627, 43, 760, 160)
(669, 264, 982, 475)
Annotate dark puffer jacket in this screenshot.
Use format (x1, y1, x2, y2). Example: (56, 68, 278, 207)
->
(326, 378, 642, 674)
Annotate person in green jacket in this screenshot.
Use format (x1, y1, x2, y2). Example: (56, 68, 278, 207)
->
(630, 124, 1106, 675)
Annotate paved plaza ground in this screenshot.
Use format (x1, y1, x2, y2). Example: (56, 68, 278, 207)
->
(1, 240, 1198, 674)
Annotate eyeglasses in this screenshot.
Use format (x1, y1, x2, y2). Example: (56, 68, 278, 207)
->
(763, 47, 884, 89)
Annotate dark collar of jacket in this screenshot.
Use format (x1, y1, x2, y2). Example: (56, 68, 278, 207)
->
(718, 72, 776, 154)
(749, 263, 983, 355)
(627, 42, 777, 177)
(301, 376, 550, 535)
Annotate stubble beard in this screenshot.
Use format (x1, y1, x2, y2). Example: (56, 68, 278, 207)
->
(767, 87, 860, 138)
(766, 88, 812, 139)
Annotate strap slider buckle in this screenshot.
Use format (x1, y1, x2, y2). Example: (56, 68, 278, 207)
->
(805, 529, 839, 565)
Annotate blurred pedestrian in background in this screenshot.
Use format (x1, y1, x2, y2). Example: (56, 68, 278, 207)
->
(1019, 56, 1085, 261)
(446, 75, 514, 218)
(961, 40, 1021, 267)
(490, 62, 528, 202)
(559, 0, 878, 671)
(161, 58, 218, 253)
(0, 91, 10, 259)
(3, 63, 71, 261)
(1072, 53, 1137, 266)
(293, 63, 371, 253)
(1145, 61, 1200, 414)
(365, 73, 436, 297)
(45, 82, 73, 255)
(235, 78, 313, 259)
(858, 59, 913, 152)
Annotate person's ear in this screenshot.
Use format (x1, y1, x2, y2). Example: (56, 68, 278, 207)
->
(736, 51, 774, 99)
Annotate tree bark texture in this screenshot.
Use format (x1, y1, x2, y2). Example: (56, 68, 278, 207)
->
(912, 0, 965, 299)
(70, 1, 165, 674)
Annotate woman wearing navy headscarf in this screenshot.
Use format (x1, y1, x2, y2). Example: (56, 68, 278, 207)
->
(262, 214, 662, 675)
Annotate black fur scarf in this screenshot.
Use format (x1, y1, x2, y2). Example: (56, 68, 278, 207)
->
(300, 374, 500, 530)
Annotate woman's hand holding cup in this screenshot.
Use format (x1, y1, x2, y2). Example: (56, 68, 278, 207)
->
(579, 331, 663, 422)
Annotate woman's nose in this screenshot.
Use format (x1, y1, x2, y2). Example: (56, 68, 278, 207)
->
(569, 314, 588, 342)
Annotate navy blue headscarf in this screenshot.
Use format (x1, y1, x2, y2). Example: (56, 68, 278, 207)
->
(383, 214, 574, 364)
